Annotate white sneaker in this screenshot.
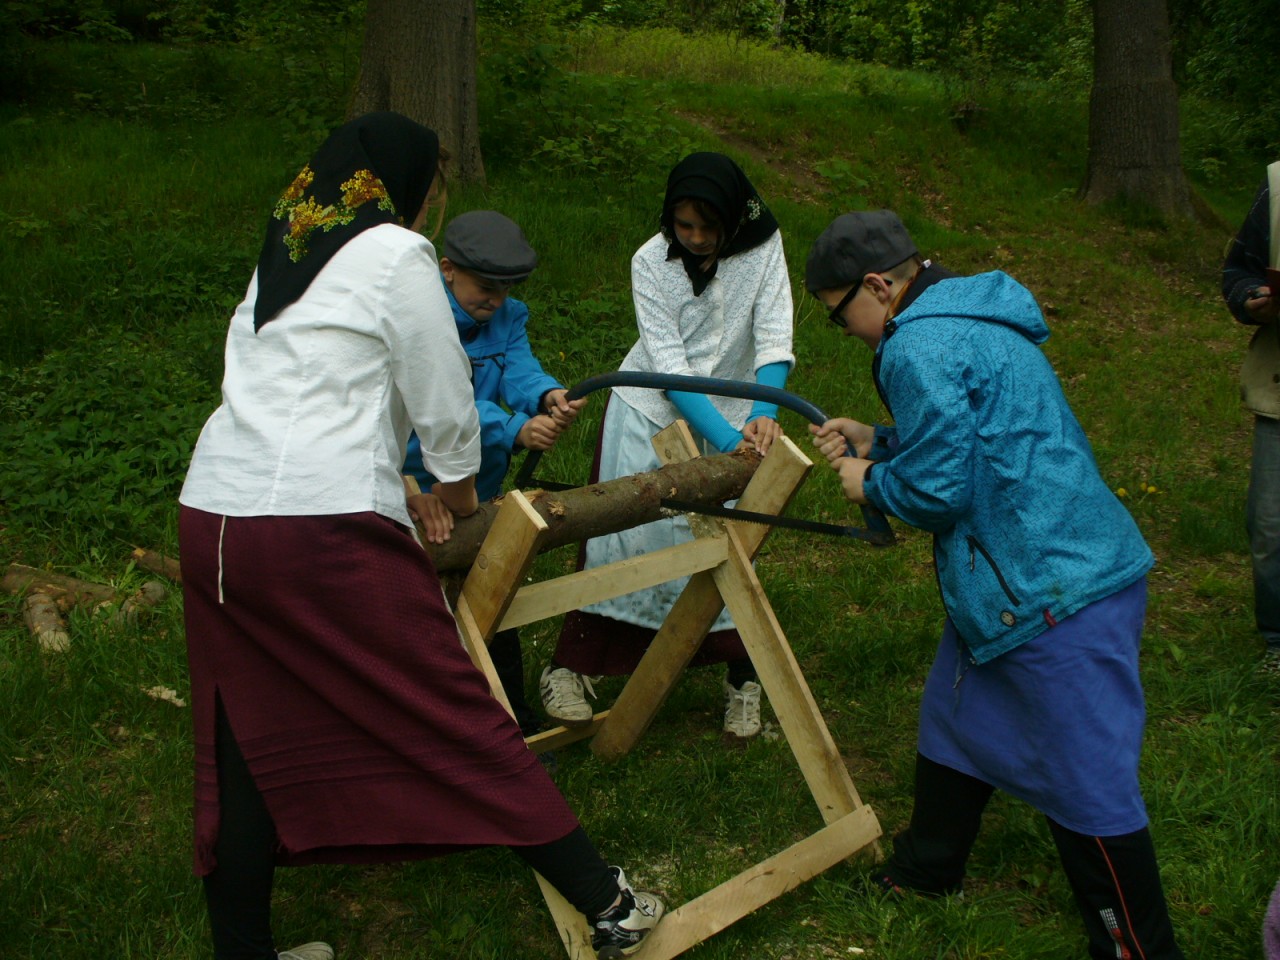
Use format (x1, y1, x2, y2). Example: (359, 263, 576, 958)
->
(722, 679, 762, 738)
(278, 944, 334, 960)
(540, 666, 596, 726)
(593, 866, 664, 958)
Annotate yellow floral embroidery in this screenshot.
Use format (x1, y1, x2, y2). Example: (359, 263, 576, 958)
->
(341, 169, 393, 212)
(273, 166, 315, 220)
(272, 167, 395, 262)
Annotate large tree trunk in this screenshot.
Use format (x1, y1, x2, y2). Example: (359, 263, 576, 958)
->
(349, 0, 485, 185)
(1079, 0, 1194, 218)
(424, 450, 761, 572)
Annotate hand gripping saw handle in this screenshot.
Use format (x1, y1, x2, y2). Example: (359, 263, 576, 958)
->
(513, 371, 895, 546)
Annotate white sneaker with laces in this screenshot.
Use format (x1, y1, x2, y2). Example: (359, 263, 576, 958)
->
(540, 665, 596, 726)
(722, 679, 762, 738)
(593, 866, 664, 959)
(278, 943, 334, 960)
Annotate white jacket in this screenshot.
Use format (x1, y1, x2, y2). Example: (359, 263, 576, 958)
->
(181, 225, 481, 527)
(613, 230, 795, 427)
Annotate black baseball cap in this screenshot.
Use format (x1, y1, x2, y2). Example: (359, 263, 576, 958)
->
(805, 210, 918, 294)
(442, 210, 538, 283)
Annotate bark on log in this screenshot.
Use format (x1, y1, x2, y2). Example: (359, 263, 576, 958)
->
(101, 581, 168, 626)
(24, 593, 70, 652)
(130, 547, 183, 583)
(422, 449, 761, 572)
(3, 564, 118, 610)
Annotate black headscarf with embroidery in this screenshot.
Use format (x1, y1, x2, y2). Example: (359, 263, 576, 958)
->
(253, 112, 441, 331)
(660, 152, 780, 297)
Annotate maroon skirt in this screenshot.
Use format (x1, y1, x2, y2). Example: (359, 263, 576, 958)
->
(179, 506, 579, 875)
(556, 610, 747, 675)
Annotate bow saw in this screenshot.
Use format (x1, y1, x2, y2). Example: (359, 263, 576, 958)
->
(513, 372, 895, 546)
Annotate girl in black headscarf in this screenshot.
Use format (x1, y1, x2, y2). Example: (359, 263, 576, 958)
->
(179, 112, 662, 960)
(541, 152, 796, 741)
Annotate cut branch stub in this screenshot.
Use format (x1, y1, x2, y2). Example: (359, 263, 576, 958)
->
(423, 449, 761, 572)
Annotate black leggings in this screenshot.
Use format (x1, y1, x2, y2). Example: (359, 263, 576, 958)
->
(881, 753, 1185, 960)
(204, 702, 618, 960)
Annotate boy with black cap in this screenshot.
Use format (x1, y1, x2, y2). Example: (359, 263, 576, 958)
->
(804, 211, 1186, 959)
(404, 210, 584, 735)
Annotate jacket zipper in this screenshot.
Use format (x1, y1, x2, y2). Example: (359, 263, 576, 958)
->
(966, 535, 1022, 607)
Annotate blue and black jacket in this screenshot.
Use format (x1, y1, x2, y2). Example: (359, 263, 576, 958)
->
(863, 267, 1153, 663)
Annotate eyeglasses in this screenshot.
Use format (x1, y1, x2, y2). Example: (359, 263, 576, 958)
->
(826, 276, 892, 328)
(826, 284, 860, 328)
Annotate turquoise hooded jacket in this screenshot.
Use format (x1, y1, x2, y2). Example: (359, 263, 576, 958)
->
(862, 270, 1153, 664)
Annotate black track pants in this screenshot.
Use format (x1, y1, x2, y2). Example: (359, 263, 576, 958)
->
(879, 752, 993, 895)
(881, 754, 1184, 959)
(1047, 820, 1186, 960)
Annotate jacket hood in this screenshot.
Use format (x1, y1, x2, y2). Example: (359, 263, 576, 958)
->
(892, 270, 1049, 346)
(442, 280, 483, 339)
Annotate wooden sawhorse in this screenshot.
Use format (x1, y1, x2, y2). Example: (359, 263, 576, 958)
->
(451, 425, 883, 960)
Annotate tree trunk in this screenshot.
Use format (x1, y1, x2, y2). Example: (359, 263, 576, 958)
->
(1080, 0, 1194, 218)
(424, 450, 762, 572)
(349, 0, 485, 186)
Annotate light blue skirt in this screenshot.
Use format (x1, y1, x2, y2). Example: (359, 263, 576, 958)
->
(580, 397, 737, 632)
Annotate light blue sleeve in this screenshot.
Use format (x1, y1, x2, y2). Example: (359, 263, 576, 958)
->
(667, 390, 743, 453)
(745, 360, 790, 423)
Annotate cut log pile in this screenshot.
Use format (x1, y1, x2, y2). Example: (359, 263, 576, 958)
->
(4, 558, 175, 652)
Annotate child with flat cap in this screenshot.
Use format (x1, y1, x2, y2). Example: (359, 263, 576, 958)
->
(404, 210, 584, 735)
(805, 210, 1186, 959)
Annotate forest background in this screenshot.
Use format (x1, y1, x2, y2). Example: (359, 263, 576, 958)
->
(2, 0, 1278, 958)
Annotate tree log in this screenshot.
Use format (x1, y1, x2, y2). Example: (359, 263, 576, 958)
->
(422, 450, 761, 572)
(130, 547, 182, 583)
(101, 581, 168, 626)
(24, 593, 70, 652)
(3, 564, 118, 610)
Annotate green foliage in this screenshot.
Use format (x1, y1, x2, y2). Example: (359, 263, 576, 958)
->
(478, 21, 698, 182)
(1174, 0, 1280, 158)
(0, 331, 214, 547)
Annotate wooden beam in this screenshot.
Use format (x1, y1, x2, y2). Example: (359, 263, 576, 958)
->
(523, 714, 609, 754)
(452, 491, 547, 724)
(499, 536, 728, 631)
(633, 807, 882, 960)
(537, 873, 595, 960)
(715, 524, 877, 831)
(591, 433, 813, 760)
(454, 596, 515, 718)
(457, 490, 548, 641)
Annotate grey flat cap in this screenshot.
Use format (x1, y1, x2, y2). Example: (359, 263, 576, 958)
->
(442, 210, 538, 283)
(805, 210, 918, 293)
